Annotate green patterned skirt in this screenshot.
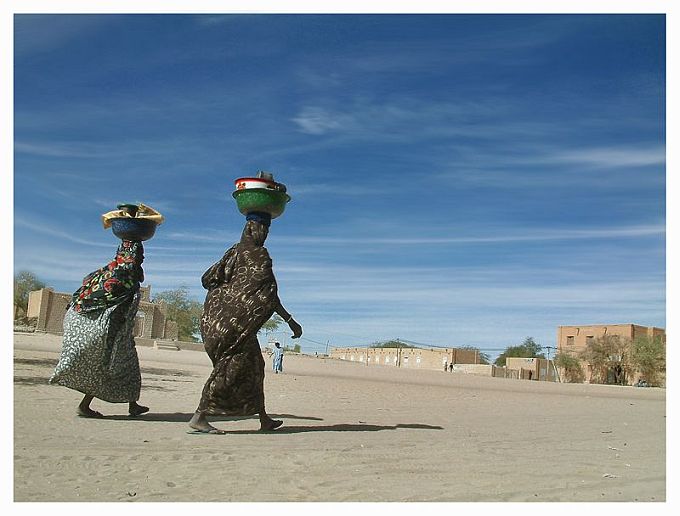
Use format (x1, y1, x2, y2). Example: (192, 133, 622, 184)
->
(49, 294, 141, 403)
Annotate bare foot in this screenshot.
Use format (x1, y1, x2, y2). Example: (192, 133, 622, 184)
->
(77, 406, 104, 418)
(128, 402, 149, 417)
(188, 411, 226, 434)
(259, 417, 283, 431)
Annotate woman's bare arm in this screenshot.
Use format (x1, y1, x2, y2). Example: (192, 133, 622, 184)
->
(274, 300, 302, 339)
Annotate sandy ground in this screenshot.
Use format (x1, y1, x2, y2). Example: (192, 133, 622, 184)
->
(13, 332, 665, 502)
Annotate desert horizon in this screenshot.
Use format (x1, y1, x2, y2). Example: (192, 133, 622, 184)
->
(14, 331, 665, 502)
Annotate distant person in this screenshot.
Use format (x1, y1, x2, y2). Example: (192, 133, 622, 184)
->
(189, 215, 302, 434)
(444, 362, 448, 372)
(49, 240, 149, 418)
(272, 342, 284, 373)
(449, 362, 453, 372)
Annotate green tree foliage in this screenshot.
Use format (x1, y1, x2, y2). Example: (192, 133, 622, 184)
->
(579, 334, 632, 385)
(259, 314, 284, 335)
(458, 345, 490, 365)
(629, 335, 665, 386)
(371, 339, 416, 349)
(494, 337, 544, 366)
(14, 271, 46, 321)
(283, 343, 301, 353)
(554, 352, 585, 383)
(152, 287, 203, 342)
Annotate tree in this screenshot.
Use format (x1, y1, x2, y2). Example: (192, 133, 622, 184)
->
(494, 337, 545, 366)
(371, 339, 416, 349)
(14, 271, 46, 322)
(629, 335, 665, 386)
(259, 314, 284, 335)
(458, 345, 490, 365)
(579, 334, 632, 385)
(554, 352, 585, 383)
(152, 287, 203, 342)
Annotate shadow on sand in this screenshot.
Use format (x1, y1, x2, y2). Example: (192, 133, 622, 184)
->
(98, 412, 443, 433)
(14, 357, 58, 368)
(217, 423, 445, 434)
(14, 375, 51, 386)
(14, 375, 181, 392)
(14, 358, 197, 379)
(100, 412, 325, 423)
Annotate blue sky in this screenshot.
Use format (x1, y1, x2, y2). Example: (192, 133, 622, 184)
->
(12, 13, 666, 358)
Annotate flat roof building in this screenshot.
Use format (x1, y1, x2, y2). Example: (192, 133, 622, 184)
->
(556, 324, 665, 384)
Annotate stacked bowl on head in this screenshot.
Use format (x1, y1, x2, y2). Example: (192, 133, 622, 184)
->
(104, 203, 164, 241)
(232, 172, 291, 219)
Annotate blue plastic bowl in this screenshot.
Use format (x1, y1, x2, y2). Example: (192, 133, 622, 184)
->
(110, 217, 158, 241)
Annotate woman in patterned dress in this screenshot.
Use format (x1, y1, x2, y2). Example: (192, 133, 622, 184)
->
(189, 213, 302, 434)
(49, 240, 149, 418)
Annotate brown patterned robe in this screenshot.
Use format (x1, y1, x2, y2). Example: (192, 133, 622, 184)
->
(197, 236, 278, 415)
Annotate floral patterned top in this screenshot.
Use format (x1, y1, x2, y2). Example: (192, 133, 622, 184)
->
(69, 240, 144, 313)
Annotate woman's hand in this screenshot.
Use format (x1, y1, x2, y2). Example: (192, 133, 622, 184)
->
(288, 318, 303, 339)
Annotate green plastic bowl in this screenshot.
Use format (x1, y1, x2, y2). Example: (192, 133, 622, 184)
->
(232, 188, 291, 219)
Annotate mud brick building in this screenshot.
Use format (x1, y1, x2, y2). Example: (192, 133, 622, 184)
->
(27, 286, 178, 341)
(557, 323, 666, 384)
(329, 346, 481, 372)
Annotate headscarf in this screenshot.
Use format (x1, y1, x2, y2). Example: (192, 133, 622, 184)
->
(69, 240, 145, 313)
(240, 219, 269, 248)
(245, 211, 271, 227)
(200, 220, 270, 290)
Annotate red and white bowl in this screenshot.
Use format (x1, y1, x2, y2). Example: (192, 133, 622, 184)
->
(234, 177, 279, 191)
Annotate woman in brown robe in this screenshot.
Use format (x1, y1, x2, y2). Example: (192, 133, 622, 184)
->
(189, 214, 302, 434)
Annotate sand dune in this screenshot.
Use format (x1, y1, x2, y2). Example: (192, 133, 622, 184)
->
(14, 332, 665, 502)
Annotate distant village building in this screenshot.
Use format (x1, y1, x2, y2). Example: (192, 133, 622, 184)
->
(328, 346, 481, 372)
(505, 357, 557, 381)
(557, 324, 666, 384)
(27, 286, 178, 341)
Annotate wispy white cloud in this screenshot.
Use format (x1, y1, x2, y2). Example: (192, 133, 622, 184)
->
(192, 14, 242, 26)
(428, 142, 666, 191)
(320, 18, 569, 76)
(294, 66, 344, 89)
(88, 198, 179, 220)
(549, 146, 666, 169)
(274, 264, 665, 348)
(273, 224, 665, 246)
(161, 230, 241, 244)
(290, 100, 511, 138)
(287, 181, 404, 198)
(15, 141, 106, 159)
(14, 139, 205, 160)
(291, 107, 350, 135)
(454, 144, 667, 170)
(15, 219, 665, 351)
(12, 14, 665, 354)
(286, 279, 665, 308)
(14, 216, 113, 248)
(14, 15, 118, 56)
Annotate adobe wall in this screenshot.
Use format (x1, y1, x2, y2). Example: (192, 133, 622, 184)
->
(27, 287, 173, 340)
(452, 364, 493, 376)
(329, 346, 482, 372)
(557, 324, 637, 355)
(557, 323, 666, 384)
(505, 357, 538, 372)
(557, 323, 666, 356)
(631, 325, 666, 343)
